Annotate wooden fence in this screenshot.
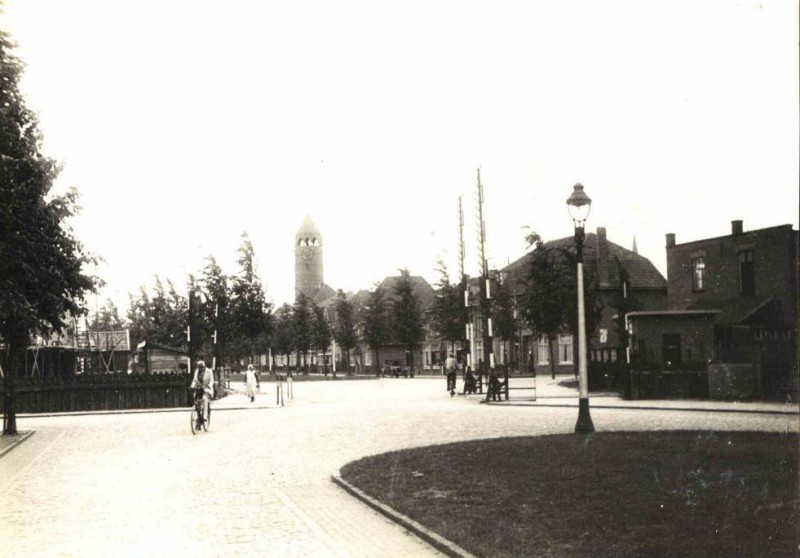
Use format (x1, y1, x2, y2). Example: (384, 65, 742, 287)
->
(2, 373, 192, 414)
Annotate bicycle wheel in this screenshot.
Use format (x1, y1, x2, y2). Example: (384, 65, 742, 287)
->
(190, 406, 200, 435)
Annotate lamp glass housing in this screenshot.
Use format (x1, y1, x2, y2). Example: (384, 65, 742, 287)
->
(567, 183, 592, 224)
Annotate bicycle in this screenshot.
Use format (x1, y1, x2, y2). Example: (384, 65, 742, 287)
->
(190, 388, 211, 435)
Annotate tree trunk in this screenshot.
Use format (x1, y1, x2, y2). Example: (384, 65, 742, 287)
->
(549, 336, 556, 379)
(3, 342, 23, 435)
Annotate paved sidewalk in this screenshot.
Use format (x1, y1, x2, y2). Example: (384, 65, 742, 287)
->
(2, 377, 797, 557)
(482, 375, 799, 415)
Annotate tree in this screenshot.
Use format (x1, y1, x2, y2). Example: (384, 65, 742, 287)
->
(609, 256, 642, 392)
(271, 304, 295, 371)
(362, 284, 390, 376)
(230, 232, 273, 365)
(521, 241, 603, 379)
(126, 287, 153, 348)
(521, 244, 572, 379)
(199, 256, 231, 370)
(311, 302, 332, 375)
(151, 277, 187, 347)
(428, 261, 467, 359)
(391, 269, 424, 375)
(125, 277, 186, 349)
(332, 290, 357, 375)
(1, 31, 96, 432)
(90, 300, 125, 331)
(491, 275, 518, 369)
(292, 293, 312, 373)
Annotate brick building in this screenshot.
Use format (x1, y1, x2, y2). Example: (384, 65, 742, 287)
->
(627, 221, 798, 400)
(501, 227, 668, 380)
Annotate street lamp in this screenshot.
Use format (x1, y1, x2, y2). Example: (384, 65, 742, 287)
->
(567, 183, 595, 434)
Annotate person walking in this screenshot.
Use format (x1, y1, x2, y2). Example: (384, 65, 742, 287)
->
(444, 353, 457, 397)
(245, 364, 258, 402)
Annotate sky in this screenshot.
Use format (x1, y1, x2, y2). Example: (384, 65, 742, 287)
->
(1, 0, 798, 314)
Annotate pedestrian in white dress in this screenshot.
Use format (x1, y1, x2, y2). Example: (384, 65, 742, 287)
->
(245, 364, 259, 402)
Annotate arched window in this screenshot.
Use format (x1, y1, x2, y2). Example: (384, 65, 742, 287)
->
(692, 257, 705, 291)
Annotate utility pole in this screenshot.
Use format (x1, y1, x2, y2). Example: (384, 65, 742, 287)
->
(459, 195, 469, 369)
(186, 288, 195, 374)
(476, 168, 494, 389)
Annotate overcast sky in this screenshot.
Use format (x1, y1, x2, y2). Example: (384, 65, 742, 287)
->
(2, 0, 797, 313)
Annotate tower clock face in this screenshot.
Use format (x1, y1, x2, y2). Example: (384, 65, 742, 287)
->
(301, 248, 313, 261)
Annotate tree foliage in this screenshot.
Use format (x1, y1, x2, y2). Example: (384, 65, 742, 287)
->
(198, 256, 230, 365)
(520, 241, 603, 377)
(125, 277, 187, 348)
(271, 304, 295, 367)
(521, 244, 575, 378)
(332, 290, 357, 372)
(292, 293, 312, 372)
(428, 261, 467, 349)
(311, 302, 332, 371)
(391, 269, 424, 370)
(229, 232, 273, 363)
(491, 274, 518, 361)
(0, 30, 96, 377)
(361, 284, 390, 372)
(90, 300, 125, 331)
(609, 256, 642, 369)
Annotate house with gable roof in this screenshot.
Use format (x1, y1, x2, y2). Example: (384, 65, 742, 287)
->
(500, 227, 668, 383)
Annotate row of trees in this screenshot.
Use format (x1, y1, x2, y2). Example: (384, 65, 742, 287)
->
(96, 263, 430, 376)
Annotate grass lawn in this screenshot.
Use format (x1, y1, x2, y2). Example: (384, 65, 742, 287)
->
(340, 431, 799, 557)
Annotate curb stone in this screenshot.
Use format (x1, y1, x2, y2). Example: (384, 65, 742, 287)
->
(482, 401, 800, 415)
(0, 430, 35, 459)
(331, 474, 478, 558)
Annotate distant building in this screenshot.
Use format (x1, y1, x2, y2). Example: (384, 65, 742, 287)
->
(627, 221, 798, 400)
(501, 227, 668, 378)
(295, 215, 335, 303)
(132, 341, 188, 374)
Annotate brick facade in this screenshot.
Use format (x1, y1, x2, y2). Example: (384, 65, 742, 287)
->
(628, 221, 798, 400)
(666, 222, 797, 323)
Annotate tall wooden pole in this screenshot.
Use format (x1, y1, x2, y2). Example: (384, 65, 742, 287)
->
(477, 169, 494, 389)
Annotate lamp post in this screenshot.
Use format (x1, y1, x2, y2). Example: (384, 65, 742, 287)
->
(567, 183, 595, 434)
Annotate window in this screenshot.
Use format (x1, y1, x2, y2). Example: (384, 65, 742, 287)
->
(739, 250, 755, 297)
(558, 334, 574, 364)
(692, 257, 706, 291)
(537, 337, 549, 365)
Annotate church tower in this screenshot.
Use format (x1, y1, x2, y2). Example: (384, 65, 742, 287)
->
(295, 215, 324, 299)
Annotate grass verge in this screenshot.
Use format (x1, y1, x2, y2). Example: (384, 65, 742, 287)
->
(340, 431, 798, 557)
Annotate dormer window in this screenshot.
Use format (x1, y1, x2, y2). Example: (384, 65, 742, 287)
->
(692, 257, 705, 291)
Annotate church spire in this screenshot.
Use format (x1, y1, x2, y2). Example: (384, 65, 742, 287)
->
(632, 235, 638, 254)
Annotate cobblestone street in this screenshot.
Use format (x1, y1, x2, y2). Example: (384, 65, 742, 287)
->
(2, 377, 796, 557)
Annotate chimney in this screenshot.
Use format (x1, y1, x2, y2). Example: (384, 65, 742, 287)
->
(596, 227, 610, 287)
(666, 233, 676, 248)
(731, 220, 743, 235)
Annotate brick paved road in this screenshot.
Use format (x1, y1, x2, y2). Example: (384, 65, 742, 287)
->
(1, 378, 796, 557)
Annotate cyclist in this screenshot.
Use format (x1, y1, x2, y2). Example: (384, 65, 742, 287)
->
(191, 359, 214, 425)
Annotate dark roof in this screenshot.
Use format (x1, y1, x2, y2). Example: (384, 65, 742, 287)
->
(308, 283, 337, 305)
(137, 341, 188, 355)
(503, 232, 667, 290)
(346, 289, 372, 311)
(378, 275, 436, 310)
(686, 297, 777, 326)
